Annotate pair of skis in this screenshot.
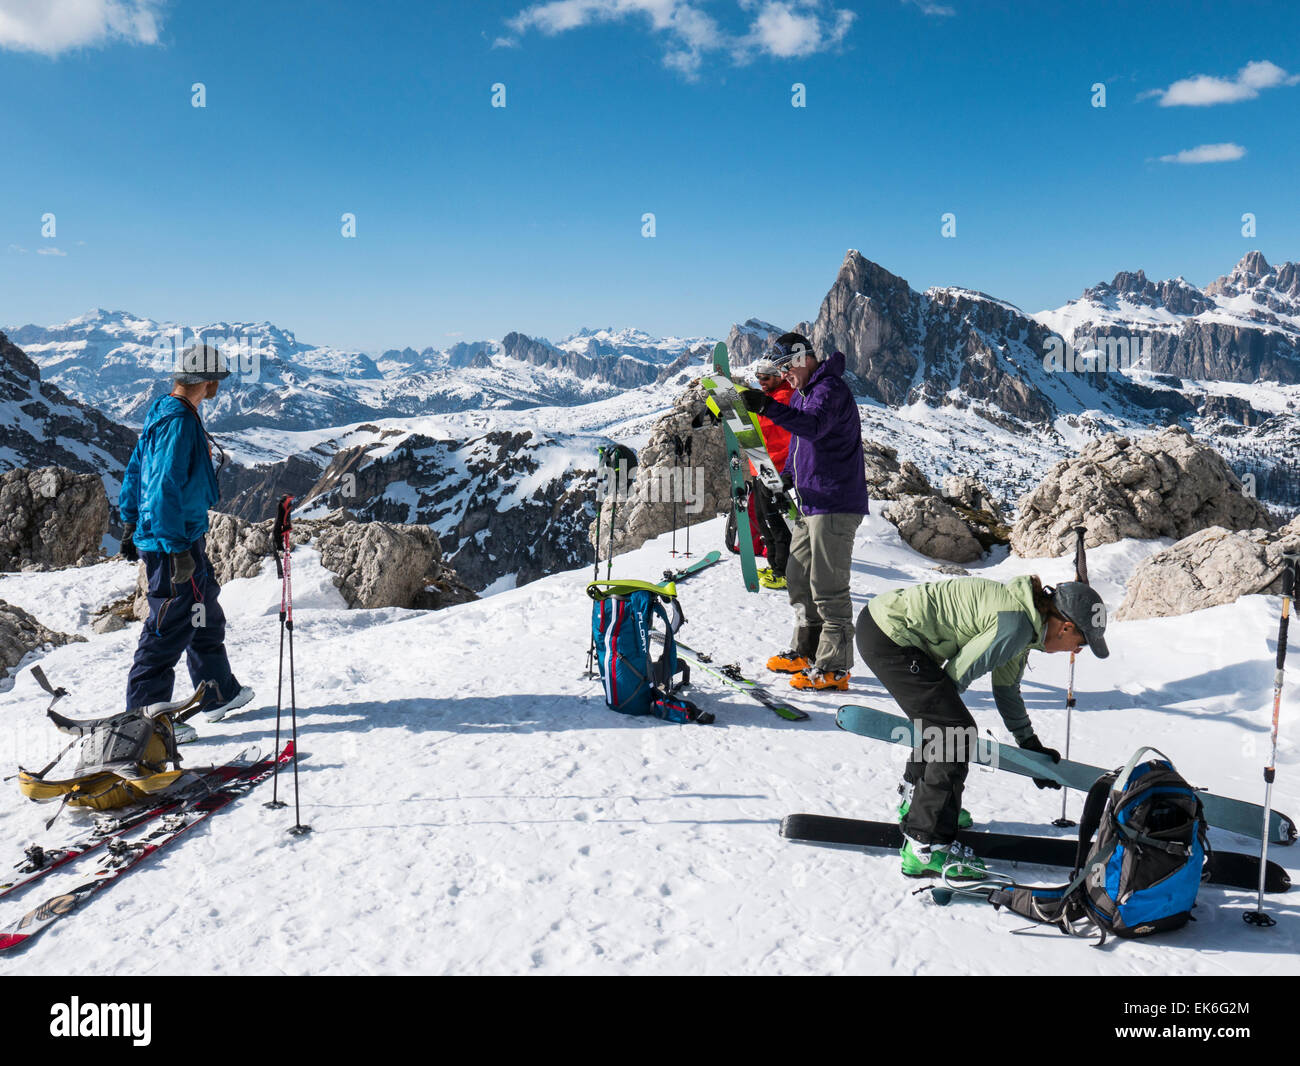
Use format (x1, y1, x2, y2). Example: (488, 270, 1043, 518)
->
(779, 813, 1290, 893)
(705, 343, 762, 594)
(835, 704, 1297, 845)
(0, 744, 294, 953)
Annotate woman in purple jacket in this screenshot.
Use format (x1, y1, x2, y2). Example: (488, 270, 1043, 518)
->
(742, 333, 869, 690)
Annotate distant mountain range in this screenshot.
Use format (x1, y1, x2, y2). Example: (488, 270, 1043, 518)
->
(3, 249, 1297, 589)
(4, 313, 711, 433)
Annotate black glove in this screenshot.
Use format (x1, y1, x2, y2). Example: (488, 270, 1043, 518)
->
(1020, 734, 1062, 790)
(170, 550, 195, 587)
(121, 524, 138, 563)
(780, 472, 794, 492)
(739, 388, 771, 415)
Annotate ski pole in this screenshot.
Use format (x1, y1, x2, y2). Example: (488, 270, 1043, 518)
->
(671, 436, 682, 557)
(265, 494, 291, 812)
(1053, 525, 1088, 829)
(682, 435, 693, 559)
(1245, 553, 1298, 928)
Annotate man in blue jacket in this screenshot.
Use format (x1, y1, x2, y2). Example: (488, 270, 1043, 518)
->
(742, 333, 869, 691)
(119, 344, 252, 740)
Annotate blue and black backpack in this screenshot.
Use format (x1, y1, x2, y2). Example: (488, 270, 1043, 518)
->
(990, 747, 1208, 944)
(587, 580, 712, 725)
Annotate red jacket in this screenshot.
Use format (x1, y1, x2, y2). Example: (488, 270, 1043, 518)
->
(759, 379, 793, 471)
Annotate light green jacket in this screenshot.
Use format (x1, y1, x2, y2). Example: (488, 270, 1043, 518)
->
(867, 575, 1046, 742)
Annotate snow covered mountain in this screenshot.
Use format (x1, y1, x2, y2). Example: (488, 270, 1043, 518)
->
(5, 312, 709, 433)
(0, 330, 136, 497)
(0, 516, 1294, 974)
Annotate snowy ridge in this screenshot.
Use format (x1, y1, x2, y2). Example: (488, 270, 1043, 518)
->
(0, 516, 1294, 974)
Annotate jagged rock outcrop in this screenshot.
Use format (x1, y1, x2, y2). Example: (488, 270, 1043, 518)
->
(134, 510, 476, 615)
(0, 600, 85, 675)
(940, 475, 1011, 550)
(884, 494, 984, 563)
(804, 251, 1182, 425)
(1116, 519, 1300, 620)
(1011, 427, 1274, 557)
(862, 440, 934, 499)
(0, 467, 110, 571)
(588, 386, 729, 558)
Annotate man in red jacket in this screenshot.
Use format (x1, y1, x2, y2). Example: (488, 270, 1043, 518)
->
(752, 359, 793, 589)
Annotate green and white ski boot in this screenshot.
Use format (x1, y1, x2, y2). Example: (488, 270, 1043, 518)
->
(898, 799, 974, 830)
(900, 839, 988, 881)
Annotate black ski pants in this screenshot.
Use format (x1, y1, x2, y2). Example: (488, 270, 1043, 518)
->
(856, 604, 976, 845)
(753, 483, 790, 576)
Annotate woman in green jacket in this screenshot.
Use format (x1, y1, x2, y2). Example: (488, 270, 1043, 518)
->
(856, 575, 1109, 880)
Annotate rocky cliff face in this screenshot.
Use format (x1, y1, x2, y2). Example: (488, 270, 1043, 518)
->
(0, 332, 136, 491)
(800, 251, 1187, 426)
(0, 467, 110, 571)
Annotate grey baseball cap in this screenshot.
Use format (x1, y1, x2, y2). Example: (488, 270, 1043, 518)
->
(174, 343, 232, 383)
(1053, 581, 1109, 659)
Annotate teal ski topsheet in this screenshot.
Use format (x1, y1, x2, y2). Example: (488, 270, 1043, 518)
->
(665, 550, 722, 582)
(836, 703, 1296, 845)
(712, 343, 758, 594)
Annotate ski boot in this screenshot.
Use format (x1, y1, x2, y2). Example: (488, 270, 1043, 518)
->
(900, 839, 987, 881)
(790, 667, 850, 691)
(203, 685, 256, 723)
(897, 781, 973, 829)
(766, 649, 810, 673)
(758, 568, 787, 590)
(898, 794, 974, 830)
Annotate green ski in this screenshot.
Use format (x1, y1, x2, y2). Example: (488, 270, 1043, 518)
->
(710, 343, 759, 593)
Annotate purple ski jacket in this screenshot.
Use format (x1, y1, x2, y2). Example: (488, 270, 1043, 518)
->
(761, 350, 869, 517)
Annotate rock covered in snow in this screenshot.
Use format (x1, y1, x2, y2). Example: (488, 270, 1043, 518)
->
(883, 494, 984, 563)
(1011, 427, 1273, 558)
(589, 385, 729, 558)
(1116, 518, 1300, 620)
(0, 467, 109, 572)
(0, 598, 85, 674)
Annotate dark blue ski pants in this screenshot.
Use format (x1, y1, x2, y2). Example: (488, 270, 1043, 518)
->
(125, 540, 240, 712)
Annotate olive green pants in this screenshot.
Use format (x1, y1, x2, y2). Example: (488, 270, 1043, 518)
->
(786, 512, 862, 672)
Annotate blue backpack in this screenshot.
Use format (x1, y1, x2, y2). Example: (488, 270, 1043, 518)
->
(588, 582, 711, 725)
(990, 747, 1208, 944)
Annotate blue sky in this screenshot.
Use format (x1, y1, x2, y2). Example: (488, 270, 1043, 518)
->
(2, 0, 1298, 352)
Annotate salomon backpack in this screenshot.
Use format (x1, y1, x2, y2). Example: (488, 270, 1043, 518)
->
(990, 747, 1208, 943)
(587, 580, 709, 723)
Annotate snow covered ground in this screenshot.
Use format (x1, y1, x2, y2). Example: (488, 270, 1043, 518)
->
(0, 516, 1297, 975)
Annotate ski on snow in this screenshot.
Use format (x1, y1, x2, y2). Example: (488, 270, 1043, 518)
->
(653, 633, 810, 721)
(1, 747, 264, 901)
(663, 550, 722, 583)
(836, 704, 1297, 846)
(780, 813, 1290, 893)
(0, 743, 295, 954)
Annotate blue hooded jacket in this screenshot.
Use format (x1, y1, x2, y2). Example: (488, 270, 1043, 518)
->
(761, 350, 870, 516)
(119, 395, 219, 554)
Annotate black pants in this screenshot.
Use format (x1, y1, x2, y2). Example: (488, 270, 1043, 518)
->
(753, 483, 790, 576)
(856, 603, 976, 845)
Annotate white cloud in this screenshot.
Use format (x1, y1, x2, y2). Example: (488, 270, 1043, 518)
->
(1150, 59, 1300, 107)
(0, 0, 163, 55)
(37, 246, 69, 255)
(499, 0, 853, 76)
(902, 0, 955, 15)
(1158, 142, 1247, 165)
